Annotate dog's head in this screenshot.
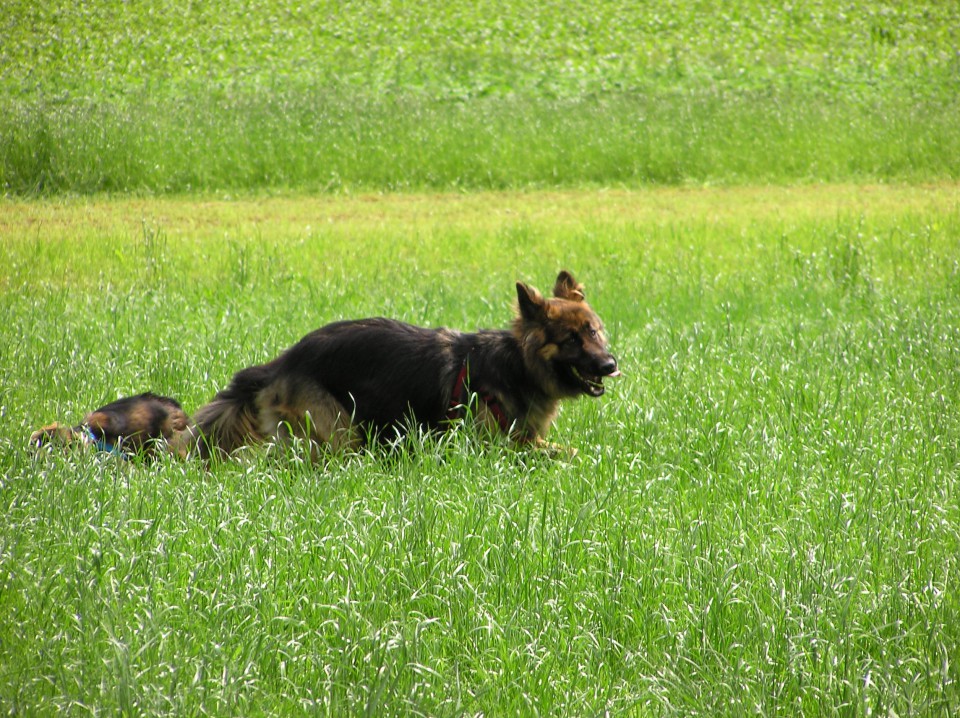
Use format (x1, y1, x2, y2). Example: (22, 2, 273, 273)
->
(29, 423, 84, 450)
(514, 270, 620, 398)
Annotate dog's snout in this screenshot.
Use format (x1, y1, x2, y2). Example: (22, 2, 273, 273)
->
(599, 355, 619, 377)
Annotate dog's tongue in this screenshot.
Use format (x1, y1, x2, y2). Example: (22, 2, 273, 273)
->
(606, 369, 622, 378)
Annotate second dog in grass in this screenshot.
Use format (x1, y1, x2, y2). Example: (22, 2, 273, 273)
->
(29, 392, 190, 459)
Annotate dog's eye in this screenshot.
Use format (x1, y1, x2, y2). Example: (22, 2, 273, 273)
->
(587, 327, 598, 339)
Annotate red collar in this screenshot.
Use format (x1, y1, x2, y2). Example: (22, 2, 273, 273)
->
(446, 360, 510, 433)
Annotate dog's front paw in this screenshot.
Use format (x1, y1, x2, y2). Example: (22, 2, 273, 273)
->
(532, 438, 579, 459)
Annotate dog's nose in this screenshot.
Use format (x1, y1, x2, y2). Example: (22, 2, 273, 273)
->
(599, 356, 619, 377)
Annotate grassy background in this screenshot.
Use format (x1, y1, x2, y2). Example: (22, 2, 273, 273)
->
(3, 0, 960, 714)
(2, 0, 959, 193)
(2, 185, 960, 714)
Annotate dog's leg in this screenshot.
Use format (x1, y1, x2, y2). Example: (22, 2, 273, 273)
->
(257, 380, 358, 457)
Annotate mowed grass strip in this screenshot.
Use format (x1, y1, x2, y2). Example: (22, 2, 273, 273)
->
(1, 185, 959, 715)
(3, 182, 958, 288)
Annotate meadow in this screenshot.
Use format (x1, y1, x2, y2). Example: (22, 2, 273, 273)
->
(2, 185, 959, 715)
(2, 0, 960, 193)
(2, 0, 960, 714)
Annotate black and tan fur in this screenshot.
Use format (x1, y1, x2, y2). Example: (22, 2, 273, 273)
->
(189, 270, 619, 458)
(29, 392, 190, 459)
(28, 271, 618, 461)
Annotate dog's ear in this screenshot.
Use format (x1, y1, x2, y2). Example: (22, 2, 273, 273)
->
(553, 270, 585, 302)
(517, 281, 546, 321)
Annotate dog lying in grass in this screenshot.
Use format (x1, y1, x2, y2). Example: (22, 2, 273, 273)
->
(31, 270, 619, 460)
(29, 392, 190, 459)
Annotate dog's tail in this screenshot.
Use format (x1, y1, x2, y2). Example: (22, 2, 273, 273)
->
(190, 364, 272, 459)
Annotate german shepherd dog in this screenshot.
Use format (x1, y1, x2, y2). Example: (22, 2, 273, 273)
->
(29, 392, 190, 459)
(189, 270, 619, 458)
(29, 270, 618, 460)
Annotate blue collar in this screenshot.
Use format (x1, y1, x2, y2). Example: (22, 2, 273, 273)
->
(83, 426, 126, 458)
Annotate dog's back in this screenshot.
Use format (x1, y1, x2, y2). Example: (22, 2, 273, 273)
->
(192, 318, 466, 457)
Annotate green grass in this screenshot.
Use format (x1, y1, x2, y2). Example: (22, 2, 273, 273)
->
(2, 185, 959, 715)
(4, 86, 959, 195)
(2, 0, 960, 711)
(2, 0, 959, 194)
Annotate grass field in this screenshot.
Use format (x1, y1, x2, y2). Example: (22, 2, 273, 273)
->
(2, 0, 960, 193)
(2, 184, 959, 715)
(3, 0, 960, 714)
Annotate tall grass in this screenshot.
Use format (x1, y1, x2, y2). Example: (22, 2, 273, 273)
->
(2, 0, 959, 194)
(1, 187, 959, 714)
(3, 82, 959, 195)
